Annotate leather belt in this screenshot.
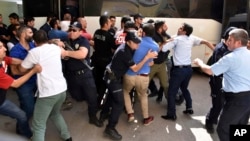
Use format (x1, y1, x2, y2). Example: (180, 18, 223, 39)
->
(137, 74, 149, 77)
(174, 65, 191, 68)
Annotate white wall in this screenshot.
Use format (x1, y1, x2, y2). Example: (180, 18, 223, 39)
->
(0, 1, 19, 25)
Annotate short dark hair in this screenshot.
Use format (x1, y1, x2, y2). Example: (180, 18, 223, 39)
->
(49, 18, 58, 28)
(109, 15, 116, 19)
(24, 16, 35, 25)
(183, 23, 193, 36)
(99, 15, 109, 27)
(121, 16, 131, 24)
(33, 30, 48, 45)
(8, 13, 19, 20)
(9, 24, 20, 33)
(154, 20, 165, 31)
(16, 25, 30, 38)
(142, 23, 155, 37)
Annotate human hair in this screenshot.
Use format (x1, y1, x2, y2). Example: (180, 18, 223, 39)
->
(229, 28, 249, 46)
(183, 23, 193, 36)
(49, 18, 58, 28)
(99, 15, 109, 27)
(9, 24, 20, 33)
(121, 16, 131, 24)
(24, 16, 35, 25)
(8, 13, 19, 20)
(33, 30, 48, 45)
(16, 25, 30, 38)
(63, 12, 72, 21)
(154, 20, 165, 31)
(142, 23, 155, 37)
(109, 15, 116, 19)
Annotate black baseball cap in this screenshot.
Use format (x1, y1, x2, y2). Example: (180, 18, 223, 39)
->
(125, 31, 141, 44)
(69, 22, 82, 30)
(222, 26, 237, 40)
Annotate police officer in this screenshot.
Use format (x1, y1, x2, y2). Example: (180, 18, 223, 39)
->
(205, 27, 236, 133)
(194, 28, 250, 141)
(100, 31, 157, 140)
(63, 22, 103, 127)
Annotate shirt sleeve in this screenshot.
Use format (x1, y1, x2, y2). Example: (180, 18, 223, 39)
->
(162, 39, 176, 52)
(4, 56, 12, 65)
(21, 50, 38, 69)
(211, 54, 233, 76)
(192, 35, 202, 46)
(0, 72, 14, 89)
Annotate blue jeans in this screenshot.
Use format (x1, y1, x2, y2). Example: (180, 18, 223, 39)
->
(0, 99, 32, 138)
(167, 67, 193, 116)
(15, 82, 37, 119)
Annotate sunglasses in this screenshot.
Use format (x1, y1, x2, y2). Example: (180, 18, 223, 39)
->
(68, 29, 78, 32)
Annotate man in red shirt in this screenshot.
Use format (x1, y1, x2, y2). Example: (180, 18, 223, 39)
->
(0, 41, 41, 138)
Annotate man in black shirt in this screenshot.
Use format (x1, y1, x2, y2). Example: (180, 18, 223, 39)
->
(148, 21, 170, 102)
(63, 22, 103, 127)
(100, 31, 157, 140)
(91, 15, 116, 105)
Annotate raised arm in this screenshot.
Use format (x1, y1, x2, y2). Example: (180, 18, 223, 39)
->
(200, 40, 215, 51)
(193, 58, 213, 75)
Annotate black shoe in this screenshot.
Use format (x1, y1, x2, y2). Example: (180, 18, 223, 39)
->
(161, 115, 177, 121)
(205, 121, 214, 134)
(175, 95, 184, 105)
(183, 109, 194, 114)
(89, 116, 104, 127)
(104, 127, 122, 140)
(65, 137, 72, 141)
(148, 92, 158, 97)
(156, 96, 162, 103)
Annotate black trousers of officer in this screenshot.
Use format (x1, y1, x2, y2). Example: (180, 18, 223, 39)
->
(66, 69, 98, 117)
(101, 77, 124, 128)
(206, 76, 225, 124)
(217, 91, 250, 141)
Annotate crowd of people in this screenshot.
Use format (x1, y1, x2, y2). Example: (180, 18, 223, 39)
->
(0, 11, 250, 141)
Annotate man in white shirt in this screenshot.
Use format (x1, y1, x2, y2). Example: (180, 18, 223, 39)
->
(18, 30, 72, 141)
(161, 23, 214, 120)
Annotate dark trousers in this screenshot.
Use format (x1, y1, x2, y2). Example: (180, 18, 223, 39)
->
(101, 78, 124, 128)
(92, 63, 108, 102)
(217, 91, 250, 141)
(167, 67, 193, 116)
(66, 69, 98, 117)
(206, 76, 225, 124)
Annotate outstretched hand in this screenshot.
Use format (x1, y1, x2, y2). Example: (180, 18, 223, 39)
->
(193, 58, 203, 66)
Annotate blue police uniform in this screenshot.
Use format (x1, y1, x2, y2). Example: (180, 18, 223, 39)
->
(205, 41, 230, 132)
(101, 43, 135, 129)
(64, 36, 102, 127)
